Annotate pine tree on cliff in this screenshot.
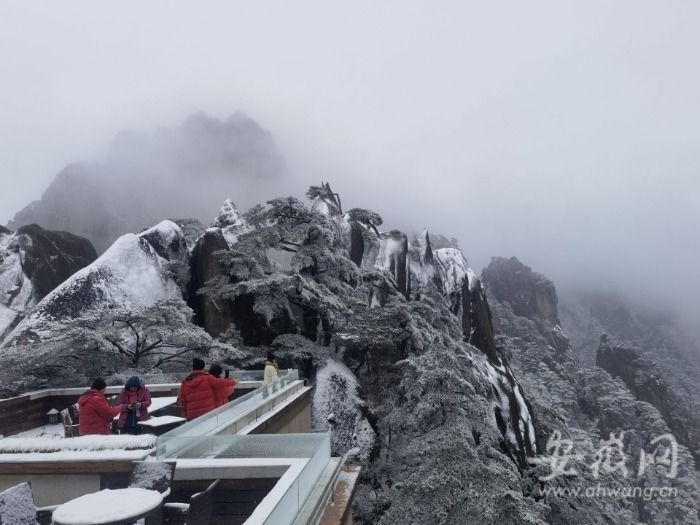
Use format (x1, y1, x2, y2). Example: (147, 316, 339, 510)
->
(347, 208, 383, 236)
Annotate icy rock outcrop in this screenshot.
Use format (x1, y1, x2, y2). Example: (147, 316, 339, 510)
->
(339, 222, 538, 470)
(404, 235, 498, 363)
(432, 247, 499, 361)
(0, 225, 96, 343)
(357, 229, 410, 299)
(2, 221, 186, 348)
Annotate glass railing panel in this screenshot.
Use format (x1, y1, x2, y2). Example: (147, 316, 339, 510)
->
(264, 477, 300, 525)
(263, 433, 331, 523)
(297, 433, 331, 500)
(155, 433, 331, 524)
(111, 369, 267, 387)
(157, 433, 327, 459)
(159, 372, 303, 440)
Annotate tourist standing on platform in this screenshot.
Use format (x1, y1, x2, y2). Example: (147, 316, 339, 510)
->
(116, 376, 152, 434)
(209, 363, 237, 407)
(78, 378, 121, 435)
(178, 358, 218, 421)
(264, 352, 280, 383)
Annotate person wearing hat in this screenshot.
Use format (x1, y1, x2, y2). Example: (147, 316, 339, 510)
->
(178, 358, 219, 421)
(116, 376, 152, 434)
(78, 378, 121, 435)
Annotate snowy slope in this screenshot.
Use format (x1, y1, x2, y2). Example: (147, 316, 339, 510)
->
(1, 221, 185, 347)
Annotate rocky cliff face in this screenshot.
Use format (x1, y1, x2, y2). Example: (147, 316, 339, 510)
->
(0, 224, 96, 343)
(561, 288, 700, 466)
(483, 257, 559, 325)
(483, 257, 700, 524)
(597, 338, 700, 464)
(184, 194, 544, 522)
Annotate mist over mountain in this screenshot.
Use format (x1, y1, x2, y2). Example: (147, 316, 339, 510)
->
(7, 112, 283, 252)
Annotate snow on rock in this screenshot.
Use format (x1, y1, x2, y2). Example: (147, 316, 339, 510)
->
(130, 461, 174, 492)
(360, 230, 410, 298)
(0, 482, 37, 525)
(478, 358, 537, 466)
(0, 233, 33, 341)
(212, 198, 245, 228)
(312, 360, 376, 462)
(310, 195, 341, 217)
(433, 247, 478, 295)
(11, 423, 64, 439)
(139, 220, 191, 293)
(210, 199, 252, 247)
(140, 220, 185, 257)
(406, 229, 444, 300)
(2, 224, 185, 347)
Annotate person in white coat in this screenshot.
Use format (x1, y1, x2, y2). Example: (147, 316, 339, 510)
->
(264, 351, 279, 383)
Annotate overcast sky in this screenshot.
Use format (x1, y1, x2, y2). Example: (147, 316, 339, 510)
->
(1, 1, 699, 317)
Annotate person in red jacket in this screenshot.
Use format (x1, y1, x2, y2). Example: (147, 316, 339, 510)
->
(78, 378, 121, 435)
(209, 363, 237, 408)
(178, 358, 217, 421)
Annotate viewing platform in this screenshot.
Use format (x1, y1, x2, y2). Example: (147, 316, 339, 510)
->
(0, 370, 359, 525)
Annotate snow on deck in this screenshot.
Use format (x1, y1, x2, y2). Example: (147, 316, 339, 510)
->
(0, 434, 156, 454)
(11, 423, 64, 439)
(0, 449, 154, 463)
(52, 487, 162, 524)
